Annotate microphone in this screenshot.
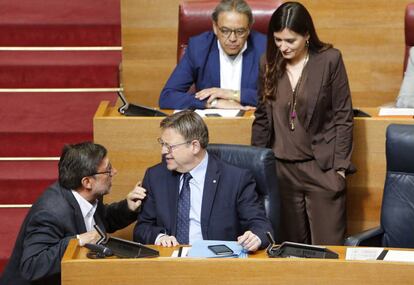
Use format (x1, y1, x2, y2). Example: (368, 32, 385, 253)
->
(266, 232, 276, 245)
(84, 243, 113, 257)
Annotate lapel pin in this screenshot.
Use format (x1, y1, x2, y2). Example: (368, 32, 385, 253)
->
(213, 180, 217, 183)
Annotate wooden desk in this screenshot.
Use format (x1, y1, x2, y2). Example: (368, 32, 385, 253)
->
(62, 239, 414, 285)
(93, 102, 414, 238)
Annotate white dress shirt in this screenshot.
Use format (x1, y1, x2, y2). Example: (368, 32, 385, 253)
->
(396, 47, 414, 108)
(218, 40, 247, 92)
(71, 190, 98, 232)
(184, 152, 208, 244)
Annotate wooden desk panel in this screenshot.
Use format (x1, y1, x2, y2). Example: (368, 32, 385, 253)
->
(62, 239, 414, 285)
(121, 0, 410, 108)
(94, 103, 414, 239)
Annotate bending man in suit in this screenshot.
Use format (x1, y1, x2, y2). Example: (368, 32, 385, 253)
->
(159, 0, 266, 110)
(1, 142, 146, 285)
(133, 110, 272, 251)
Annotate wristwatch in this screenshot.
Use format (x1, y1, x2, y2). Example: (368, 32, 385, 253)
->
(233, 90, 240, 101)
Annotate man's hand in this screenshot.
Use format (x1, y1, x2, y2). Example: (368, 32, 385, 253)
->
(126, 181, 147, 212)
(205, 98, 256, 110)
(195, 88, 237, 102)
(155, 235, 179, 247)
(237, 230, 261, 252)
(77, 230, 101, 246)
(195, 88, 256, 110)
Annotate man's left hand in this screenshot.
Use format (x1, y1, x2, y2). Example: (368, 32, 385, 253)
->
(237, 230, 261, 252)
(126, 181, 147, 212)
(195, 88, 237, 102)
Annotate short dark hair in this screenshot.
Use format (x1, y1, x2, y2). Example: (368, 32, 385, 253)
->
(212, 0, 253, 27)
(58, 142, 107, 190)
(160, 110, 209, 148)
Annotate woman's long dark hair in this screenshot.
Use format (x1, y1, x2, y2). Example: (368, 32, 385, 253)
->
(263, 2, 332, 100)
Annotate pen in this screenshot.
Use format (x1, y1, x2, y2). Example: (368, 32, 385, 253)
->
(376, 249, 388, 260)
(178, 246, 183, 257)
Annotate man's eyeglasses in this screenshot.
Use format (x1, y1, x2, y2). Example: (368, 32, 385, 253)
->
(91, 170, 113, 177)
(218, 26, 249, 38)
(90, 164, 114, 177)
(157, 138, 190, 153)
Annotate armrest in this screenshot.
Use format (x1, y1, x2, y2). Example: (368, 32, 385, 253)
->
(344, 226, 384, 246)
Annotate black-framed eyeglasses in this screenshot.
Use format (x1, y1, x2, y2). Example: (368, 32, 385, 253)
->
(157, 138, 190, 153)
(218, 26, 249, 38)
(91, 170, 113, 177)
(90, 164, 114, 177)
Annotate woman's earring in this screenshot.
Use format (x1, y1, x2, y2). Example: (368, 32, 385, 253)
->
(306, 40, 309, 47)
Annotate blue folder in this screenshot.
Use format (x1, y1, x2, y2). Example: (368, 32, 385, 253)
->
(187, 240, 248, 258)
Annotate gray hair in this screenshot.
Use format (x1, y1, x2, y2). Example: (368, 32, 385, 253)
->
(160, 110, 209, 148)
(212, 0, 254, 27)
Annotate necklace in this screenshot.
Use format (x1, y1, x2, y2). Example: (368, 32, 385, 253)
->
(288, 53, 309, 131)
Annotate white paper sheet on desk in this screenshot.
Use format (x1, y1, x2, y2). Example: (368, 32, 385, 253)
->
(187, 240, 247, 258)
(174, 109, 241, 118)
(383, 250, 414, 262)
(171, 247, 191, 258)
(378, 107, 414, 116)
(196, 109, 241, 118)
(345, 247, 384, 260)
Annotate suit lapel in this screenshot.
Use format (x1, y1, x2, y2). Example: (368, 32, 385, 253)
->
(168, 172, 181, 236)
(208, 41, 220, 87)
(93, 201, 106, 234)
(241, 41, 254, 89)
(303, 52, 326, 130)
(200, 155, 220, 239)
(62, 188, 87, 233)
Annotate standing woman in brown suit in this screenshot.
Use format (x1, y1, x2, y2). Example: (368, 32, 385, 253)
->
(252, 1, 355, 245)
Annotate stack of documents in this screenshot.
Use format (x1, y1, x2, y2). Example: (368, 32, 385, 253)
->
(346, 247, 414, 262)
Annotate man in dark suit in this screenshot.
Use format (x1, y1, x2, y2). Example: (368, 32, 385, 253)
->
(159, 0, 266, 110)
(133, 110, 272, 252)
(1, 142, 147, 285)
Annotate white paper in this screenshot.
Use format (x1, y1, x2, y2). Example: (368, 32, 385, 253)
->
(383, 250, 414, 262)
(171, 247, 190, 258)
(378, 107, 414, 116)
(197, 109, 241, 118)
(345, 247, 384, 260)
(174, 109, 241, 118)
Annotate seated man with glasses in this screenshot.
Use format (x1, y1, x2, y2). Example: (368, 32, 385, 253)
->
(133, 110, 272, 252)
(1, 142, 147, 285)
(159, 0, 266, 110)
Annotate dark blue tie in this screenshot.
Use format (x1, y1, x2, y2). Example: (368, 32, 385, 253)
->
(176, 172, 192, 244)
